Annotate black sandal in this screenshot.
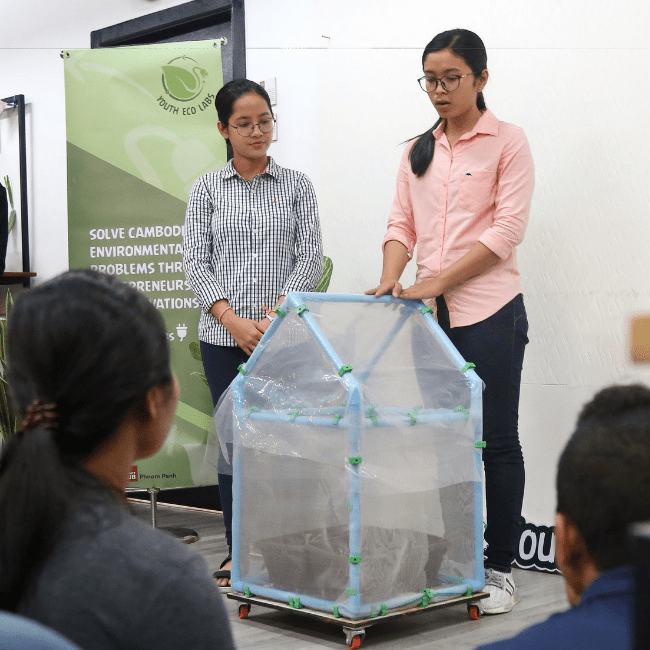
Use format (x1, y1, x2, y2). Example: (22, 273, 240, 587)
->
(212, 555, 232, 590)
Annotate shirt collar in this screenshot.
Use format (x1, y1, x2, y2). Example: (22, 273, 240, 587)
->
(222, 156, 282, 181)
(265, 156, 282, 180)
(433, 109, 499, 141)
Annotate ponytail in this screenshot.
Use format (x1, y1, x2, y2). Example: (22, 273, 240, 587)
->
(0, 425, 71, 611)
(408, 118, 442, 178)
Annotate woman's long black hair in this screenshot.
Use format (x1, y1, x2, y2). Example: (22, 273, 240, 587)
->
(409, 29, 488, 177)
(0, 269, 173, 611)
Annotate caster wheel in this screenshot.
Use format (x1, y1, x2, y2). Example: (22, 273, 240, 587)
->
(238, 604, 250, 620)
(468, 604, 481, 620)
(343, 627, 365, 648)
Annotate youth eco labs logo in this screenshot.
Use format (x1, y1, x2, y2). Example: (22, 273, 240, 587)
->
(157, 55, 215, 115)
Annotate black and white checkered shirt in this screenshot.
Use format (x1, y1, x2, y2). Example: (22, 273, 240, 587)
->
(183, 157, 323, 346)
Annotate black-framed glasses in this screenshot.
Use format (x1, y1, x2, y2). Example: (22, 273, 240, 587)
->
(417, 73, 474, 93)
(228, 117, 275, 137)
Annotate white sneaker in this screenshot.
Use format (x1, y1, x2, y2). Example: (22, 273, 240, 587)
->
(479, 568, 517, 614)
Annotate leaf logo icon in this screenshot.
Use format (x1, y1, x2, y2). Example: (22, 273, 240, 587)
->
(161, 56, 208, 102)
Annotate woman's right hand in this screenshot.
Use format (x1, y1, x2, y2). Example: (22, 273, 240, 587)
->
(365, 241, 409, 298)
(220, 311, 264, 355)
(365, 280, 403, 298)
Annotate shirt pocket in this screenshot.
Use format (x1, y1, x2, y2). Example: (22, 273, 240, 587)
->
(459, 169, 496, 213)
(271, 197, 295, 220)
(269, 198, 296, 235)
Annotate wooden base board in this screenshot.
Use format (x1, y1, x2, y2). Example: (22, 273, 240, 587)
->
(227, 590, 488, 630)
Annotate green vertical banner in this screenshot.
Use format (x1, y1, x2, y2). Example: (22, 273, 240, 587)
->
(64, 41, 227, 489)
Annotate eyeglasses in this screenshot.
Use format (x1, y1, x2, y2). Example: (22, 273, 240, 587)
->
(417, 73, 474, 93)
(228, 117, 275, 137)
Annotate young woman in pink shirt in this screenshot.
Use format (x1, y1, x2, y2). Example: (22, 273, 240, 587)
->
(368, 28, 534, 614)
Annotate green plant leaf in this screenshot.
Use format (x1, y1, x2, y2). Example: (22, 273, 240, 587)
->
(3, 175, 14, 209)
(189, 341, 202, 361)
(190, 371, 209, 387)
(3, 176, 16, 233)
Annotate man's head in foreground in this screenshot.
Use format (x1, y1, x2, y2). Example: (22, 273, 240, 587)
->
(555, 384, 650, 605)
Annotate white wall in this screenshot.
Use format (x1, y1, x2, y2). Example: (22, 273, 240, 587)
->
(2, 0, 650, 525)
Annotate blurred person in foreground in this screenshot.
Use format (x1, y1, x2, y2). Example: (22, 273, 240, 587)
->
(0, 269, 236, 650)
(476, 384, 650, 649)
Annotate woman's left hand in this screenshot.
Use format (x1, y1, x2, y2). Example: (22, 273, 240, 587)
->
(399, 278, 443, 300)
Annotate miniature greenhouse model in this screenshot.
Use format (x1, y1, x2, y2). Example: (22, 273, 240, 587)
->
(209, 293, 485, 620)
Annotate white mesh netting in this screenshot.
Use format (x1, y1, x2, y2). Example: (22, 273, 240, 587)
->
(202, 295, 483, 619)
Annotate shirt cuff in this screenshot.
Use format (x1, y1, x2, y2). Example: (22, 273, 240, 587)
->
(198, 286, 228, 313)
(382, 232, 414, 258)
(478, 230, 513, 261)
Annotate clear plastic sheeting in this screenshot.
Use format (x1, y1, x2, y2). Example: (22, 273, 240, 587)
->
(215, 293, 484, 620)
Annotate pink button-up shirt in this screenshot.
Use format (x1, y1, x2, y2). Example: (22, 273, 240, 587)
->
(383, 110, 535, 327)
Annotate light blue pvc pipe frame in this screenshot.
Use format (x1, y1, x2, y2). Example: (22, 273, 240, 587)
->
(230, 293, 484, 619)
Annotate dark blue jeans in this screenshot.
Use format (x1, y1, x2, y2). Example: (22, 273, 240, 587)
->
(200, 341, 249, 554)
(436, 293, 528, 572)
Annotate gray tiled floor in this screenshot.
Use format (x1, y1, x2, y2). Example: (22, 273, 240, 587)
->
(131, 500, 568, 649)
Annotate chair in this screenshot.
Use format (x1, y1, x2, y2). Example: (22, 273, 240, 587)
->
(314, 256, 333, 292)
(0, 612, 82, 649)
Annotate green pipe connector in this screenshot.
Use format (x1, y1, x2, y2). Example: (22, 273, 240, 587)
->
(237, 364, 246, 375)
(346, 588, 357, 596)
(423, 585, 473, 601)
(333, 413, 343, 425)
(333, 606, 341, 618)
(366, 404, 379, 426)
(407, 406, 421, 426)
(275, 305, 286, 317)
(245, 406, 260, 418)
(349, 555, 362, 564)
(296, 305, 309, 315)
(461, 362, 476, 373)
(339, 365, 353, 376)
(289, 597, 303, 609)
(290, 405, 303, 422)
(475, 441, 487, 448)
(421, 306, 434, 315)
(421, 588, 434, 607)
(348, 456, 362, 465)
(454, 406, 470, 420)
(244, 586, 251, 597)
